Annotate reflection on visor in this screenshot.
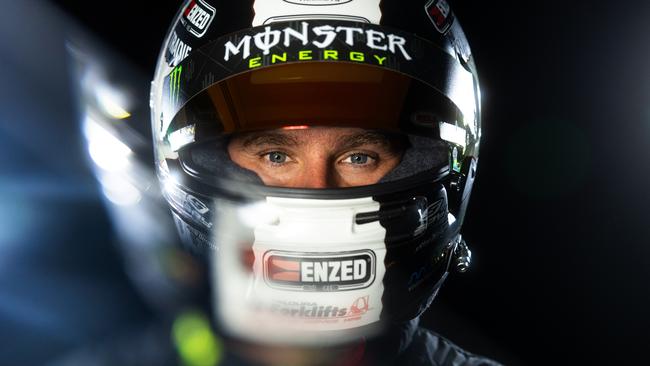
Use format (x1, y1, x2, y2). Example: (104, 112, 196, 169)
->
(167, 62, 462, 154)
(209, 63, 412, 133)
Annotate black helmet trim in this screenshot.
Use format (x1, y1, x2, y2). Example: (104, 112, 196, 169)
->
(160, 20, 476, 134)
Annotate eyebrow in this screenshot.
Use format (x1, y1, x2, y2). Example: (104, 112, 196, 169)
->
(339, 131, 389, 148)
(338, 131, 406, 153)
(239, 131, 300, 148)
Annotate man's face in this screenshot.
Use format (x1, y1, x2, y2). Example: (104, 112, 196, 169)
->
(228, 127, 404, 188)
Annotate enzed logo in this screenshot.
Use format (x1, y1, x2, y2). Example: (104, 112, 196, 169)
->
(264, 250, 375, 291)
(169, 65, 183, 106)
(424, 0, 454, 33)
(181, 0, 216, 38)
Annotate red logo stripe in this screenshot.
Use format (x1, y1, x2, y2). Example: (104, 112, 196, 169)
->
(184, 0, 196, 17)
(268, 257, 300, 282)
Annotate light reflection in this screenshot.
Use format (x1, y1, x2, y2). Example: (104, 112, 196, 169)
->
(163, 173, 181, 195)
(237, 201, 279, 227)
(96, 84, 131, 119)
(439, 121, 467, 148)
(99, 172, 141, 206)
(83, 116, 131, 172)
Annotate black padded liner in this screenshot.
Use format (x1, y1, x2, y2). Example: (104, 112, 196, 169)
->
(189, 136, 264, 184)
(379, 135, 448, 183)
(187, 134, 448, 185)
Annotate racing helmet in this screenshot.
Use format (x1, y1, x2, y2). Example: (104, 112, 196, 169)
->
(150, 0, 480, 346)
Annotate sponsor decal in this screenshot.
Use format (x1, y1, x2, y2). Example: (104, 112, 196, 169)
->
(160, 20, 473, 132)
(180, 0, 216, 38)
(201, 72, 216, 89)
(407, 261, 443, 291)
(424, 0, 454, 33)
(167, 124, 196, 152)
(166, 31, 192, 67)
(350, 295, 369, 314)
(414, 197, 429, 236)
(163, 176, 213, 228)
(187, 194, 209, 214)
(411, 111, 439, 126)
(408, 265, 428, 289)
(452, 146, 461, 172)
(254, 0, 381, 25)
(168, 65, 183, 107)
(266, 296, 371, 321)
(426, 199, 446, 228)
(283, 0, 354, 5)
(222, 21, 413, 65)
(407, 242, 453, 291)
(264, 250, 375, 291)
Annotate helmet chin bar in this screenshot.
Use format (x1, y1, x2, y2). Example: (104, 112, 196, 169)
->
(211, 196, 388, 346)
(208, 195, 472, 346)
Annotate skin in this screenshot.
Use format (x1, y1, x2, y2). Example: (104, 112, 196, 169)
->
(228, 127, 404, 188)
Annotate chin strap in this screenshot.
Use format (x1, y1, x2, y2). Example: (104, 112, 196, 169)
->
(452, 235, 472, 273)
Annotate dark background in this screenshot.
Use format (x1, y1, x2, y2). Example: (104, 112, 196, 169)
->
(2, 0, 649, 364)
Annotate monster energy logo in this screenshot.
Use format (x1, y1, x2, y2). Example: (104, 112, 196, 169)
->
(223, 22, 412, 62)
(169, 65, 183, 106)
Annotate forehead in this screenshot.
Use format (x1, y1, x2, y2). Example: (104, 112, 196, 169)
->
(232, 127, 400, 148)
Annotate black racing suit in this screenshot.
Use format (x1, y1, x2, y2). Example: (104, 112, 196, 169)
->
(51, 317, 501, 366)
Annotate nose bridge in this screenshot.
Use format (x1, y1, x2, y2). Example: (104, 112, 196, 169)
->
(298, 156, 337, 188)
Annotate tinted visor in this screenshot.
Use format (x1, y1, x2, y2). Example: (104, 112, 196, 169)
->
(208, 62, 411, 133)
(166, 62, 462, 151)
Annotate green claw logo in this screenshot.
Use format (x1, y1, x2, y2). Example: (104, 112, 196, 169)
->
(169, 65, 183, 106)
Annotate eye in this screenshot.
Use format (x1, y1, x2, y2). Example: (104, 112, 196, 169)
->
(266, 151, 288, 164)
(342, 153, 372, 165)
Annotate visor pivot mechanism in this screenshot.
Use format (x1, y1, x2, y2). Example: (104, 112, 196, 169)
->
(449, 174, 464, 192)
(453, 236, 472, 273)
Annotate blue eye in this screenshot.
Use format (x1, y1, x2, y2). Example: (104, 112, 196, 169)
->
(348, 154, 369, 164)
(267, 151, 287, 163)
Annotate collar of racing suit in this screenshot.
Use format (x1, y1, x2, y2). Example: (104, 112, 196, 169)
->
(360, 317, 420, 365)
